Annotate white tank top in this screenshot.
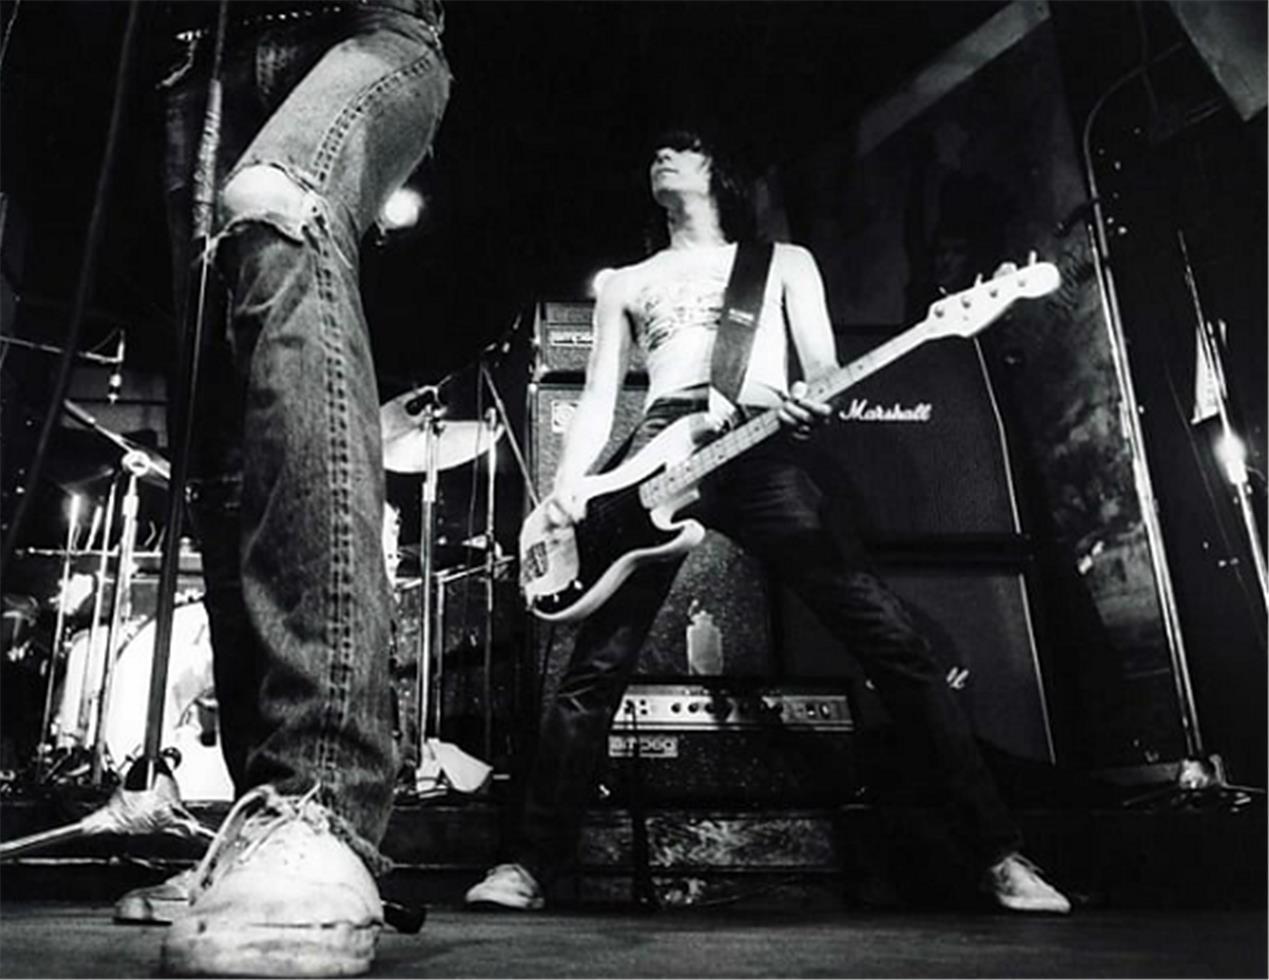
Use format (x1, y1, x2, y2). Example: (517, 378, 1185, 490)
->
(629, 248, 790, 408)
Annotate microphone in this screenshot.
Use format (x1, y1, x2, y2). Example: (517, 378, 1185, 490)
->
(107, 331, 126, 404)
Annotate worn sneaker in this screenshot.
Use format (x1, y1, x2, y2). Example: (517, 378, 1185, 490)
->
(161, 784, 383, 977)
(464, 863, 544, 910)
(982, 853, 1071, 913)
(114, 867, 198, 924)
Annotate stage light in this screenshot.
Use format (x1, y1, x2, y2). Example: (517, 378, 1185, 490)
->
(1215, 431, 1249, 485)
(589, 268, 616, 298)
(379, 186, 424, 231)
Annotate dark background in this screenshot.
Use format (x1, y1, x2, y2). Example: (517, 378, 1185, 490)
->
(1, 0, 1009, 388)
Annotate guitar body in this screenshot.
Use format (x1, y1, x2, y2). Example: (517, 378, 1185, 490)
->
(520, 415, 708, 622)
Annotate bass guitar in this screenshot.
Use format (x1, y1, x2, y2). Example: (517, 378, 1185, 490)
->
(520, 256, 1060, 622)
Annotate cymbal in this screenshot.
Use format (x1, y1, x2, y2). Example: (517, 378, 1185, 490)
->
(380, 391, 503, 474)
(61, 399, 170, 486)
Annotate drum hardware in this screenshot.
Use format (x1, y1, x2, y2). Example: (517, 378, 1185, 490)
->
(0, 768, 215, 862)
(480, 406, 498, 759)
(2, 0, 224, 863)
(380, 383, 505, 789)
(35, 492, 83, 782)
(25, 402, 181, 795)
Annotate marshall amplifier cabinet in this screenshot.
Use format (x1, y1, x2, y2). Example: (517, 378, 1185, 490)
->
(597, 682, 857, 804)
(533, 301, 647, 380)
(808, 332, 1021, 542)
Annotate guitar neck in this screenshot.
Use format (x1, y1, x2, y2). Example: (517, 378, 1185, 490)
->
(639, 318, 939, 510)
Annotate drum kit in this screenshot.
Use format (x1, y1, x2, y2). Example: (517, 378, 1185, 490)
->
(5, 378, 517, 805)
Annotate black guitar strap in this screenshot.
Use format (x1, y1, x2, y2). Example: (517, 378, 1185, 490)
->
(709, 239, 776, 408)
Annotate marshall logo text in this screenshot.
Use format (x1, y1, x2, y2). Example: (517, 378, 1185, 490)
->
(838, 398, 934, 423)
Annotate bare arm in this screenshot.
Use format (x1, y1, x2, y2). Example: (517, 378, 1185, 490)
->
(776, 244, 836, 436)
(546, 270, 634, 522)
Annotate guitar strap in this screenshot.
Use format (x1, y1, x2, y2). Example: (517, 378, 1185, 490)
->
(708, 239, 776, 413)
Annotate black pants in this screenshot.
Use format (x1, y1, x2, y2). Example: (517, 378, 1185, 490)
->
(516, 397, 1022, 884)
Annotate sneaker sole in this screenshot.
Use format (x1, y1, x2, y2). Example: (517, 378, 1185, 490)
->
(993, 896, 1071, 914)
(162, 918, 379, 977)
(113, 893, 189, 925)
(465, 896, 545, 911)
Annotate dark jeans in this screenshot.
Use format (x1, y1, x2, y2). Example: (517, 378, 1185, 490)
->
(161, 3, 450, 869)
(517, 398, 1022, 884)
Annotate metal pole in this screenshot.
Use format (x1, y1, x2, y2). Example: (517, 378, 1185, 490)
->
(37, 494, 82, 778)
(1081, 86, 1203, 759)
(416, 408, 439, 757)
(482, 408, 498, 760)
(78, 487, 118, 741)
(92, 470, 141, 784)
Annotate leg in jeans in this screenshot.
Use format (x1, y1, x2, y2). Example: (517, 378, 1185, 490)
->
(712, 445, 1022, 868)
(163, 11, 450, 862)
(515, 407, 690, 885)
(517, 557, 682, 885)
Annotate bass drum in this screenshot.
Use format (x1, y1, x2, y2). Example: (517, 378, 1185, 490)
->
(98, 602, 233, 801)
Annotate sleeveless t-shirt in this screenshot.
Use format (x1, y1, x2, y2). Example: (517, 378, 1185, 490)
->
(628, 245, 790, 409)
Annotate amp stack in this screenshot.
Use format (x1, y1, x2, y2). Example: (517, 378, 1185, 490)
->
(527, 301, 852, 804)
(782, 330, 1055, 768)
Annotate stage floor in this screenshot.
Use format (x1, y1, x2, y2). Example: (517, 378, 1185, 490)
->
(0, 903, 1264, 978)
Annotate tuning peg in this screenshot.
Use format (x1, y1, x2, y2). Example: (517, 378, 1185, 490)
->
(973, 273, 984, 286)
(1027, 250, 1038, 265)
(994, 262, 1018, 278)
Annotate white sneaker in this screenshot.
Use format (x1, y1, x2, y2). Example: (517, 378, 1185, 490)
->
(114, 867, 198, 924)
(161, 784, 383, 977)
(464, 862, 545, 910)
(982, 853, 1071, 913)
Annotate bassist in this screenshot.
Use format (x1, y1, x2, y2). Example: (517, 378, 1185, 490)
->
(467, 127, 1070, 915)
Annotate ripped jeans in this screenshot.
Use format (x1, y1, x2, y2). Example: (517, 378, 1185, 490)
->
(161, 4, 450, 869)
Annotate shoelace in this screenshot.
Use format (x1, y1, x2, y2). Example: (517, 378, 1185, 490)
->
(190, 783, 324, 895)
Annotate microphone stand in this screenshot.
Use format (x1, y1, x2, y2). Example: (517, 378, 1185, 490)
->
(478, 339, 539, 775)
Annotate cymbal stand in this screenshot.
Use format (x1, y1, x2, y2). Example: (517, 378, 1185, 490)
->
(89, 455, 153, 785)
(481, 407, 498, 760)
(36, 493, 84, 781)
(413, 390, 444, 760)
(76, 497, 116, 745)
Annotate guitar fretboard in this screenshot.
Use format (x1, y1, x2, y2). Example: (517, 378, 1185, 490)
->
(638, 321, 935, 510)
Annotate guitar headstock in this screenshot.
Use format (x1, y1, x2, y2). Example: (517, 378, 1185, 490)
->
(925, 253, 1061, 339)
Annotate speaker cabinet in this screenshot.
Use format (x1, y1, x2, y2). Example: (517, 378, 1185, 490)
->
(532, 301, 646, 380)
(526, 383, 775, 714)
(779, 564, 1053, 763)
(809, 334, 1019, 541)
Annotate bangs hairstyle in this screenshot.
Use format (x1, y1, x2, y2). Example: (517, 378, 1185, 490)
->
(643, 127, 756, 253)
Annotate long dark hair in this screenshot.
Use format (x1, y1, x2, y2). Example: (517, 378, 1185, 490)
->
(642, 126, 756, 254)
